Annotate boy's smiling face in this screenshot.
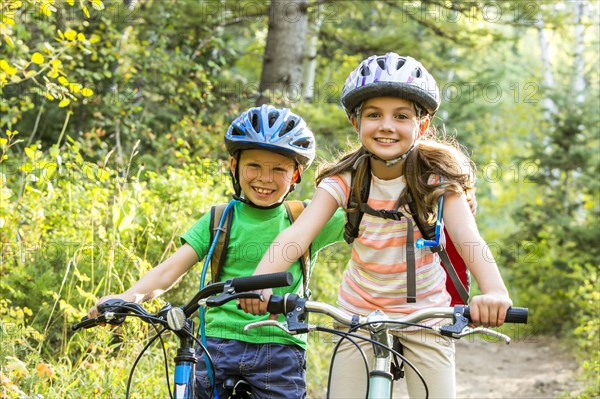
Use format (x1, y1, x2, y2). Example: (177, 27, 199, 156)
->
(231, 149, 299, 207)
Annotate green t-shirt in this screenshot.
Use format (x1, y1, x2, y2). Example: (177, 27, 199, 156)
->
(181, 200, 344, 349)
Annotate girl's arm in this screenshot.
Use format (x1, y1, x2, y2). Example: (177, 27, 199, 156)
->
(240, 188, 339, 315)
(442, 192, 512, 327)
(88, 244, 199, 318)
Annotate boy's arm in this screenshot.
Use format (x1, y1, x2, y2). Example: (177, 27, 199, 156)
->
(88, 244, 199, 318)
(442, 192, 512, 327)
(241, 188, 339, 315)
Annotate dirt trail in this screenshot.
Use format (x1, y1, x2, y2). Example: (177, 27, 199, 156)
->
(454, 335, 584, 398)
(393, 335, 586, 399)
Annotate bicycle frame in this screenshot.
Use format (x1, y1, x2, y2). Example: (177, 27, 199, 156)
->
(245, 294, 528, 399)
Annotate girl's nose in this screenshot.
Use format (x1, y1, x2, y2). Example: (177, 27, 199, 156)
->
(378, 116, 394, 132)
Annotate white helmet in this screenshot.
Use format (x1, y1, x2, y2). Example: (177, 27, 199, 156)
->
(341, 53, 440, 117)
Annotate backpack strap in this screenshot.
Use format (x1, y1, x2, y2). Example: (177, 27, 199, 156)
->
(345, 165, 467, 304)
(344, 164, 370, 244)
(405, 194, 469, 304)
(209, 204, 235, 283)
(284, 200, 312, 298)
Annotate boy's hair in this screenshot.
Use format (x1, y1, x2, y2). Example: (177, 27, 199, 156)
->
(316, 131, 475, 225)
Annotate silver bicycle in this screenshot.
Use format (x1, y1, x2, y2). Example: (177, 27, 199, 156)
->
(245, 294, 528, 399)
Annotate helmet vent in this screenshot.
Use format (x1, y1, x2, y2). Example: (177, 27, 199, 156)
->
(232, 127, 245, 136)
(281, 119, 296, 136)
(376, 57, 386, 70)
(412, 67, 422, 78)
(359, 65, 370, 77)
(396, 58, 406, 70)
(251, 113, 260, 131)
(293, 138, 311, 149)
(268, 111, 279, 128)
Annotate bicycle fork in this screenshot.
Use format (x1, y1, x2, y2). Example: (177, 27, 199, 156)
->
(173, 319, 197, 399)
(366, 310, 394, 398)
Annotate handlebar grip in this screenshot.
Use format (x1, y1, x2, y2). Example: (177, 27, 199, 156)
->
(72, 316, 98, 331)
(229, 272, 293, 293)
(464, 306, 528, 324)
(504, 307, 528, 323)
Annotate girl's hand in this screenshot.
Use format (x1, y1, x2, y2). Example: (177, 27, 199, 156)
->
(468, 294, 513, 328)
(239, 288, 279, 320)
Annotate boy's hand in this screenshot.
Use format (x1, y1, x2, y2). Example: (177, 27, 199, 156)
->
(239, 288, 278, 320)
(468, 294, 512, 328)
(87, 294, 128, 327)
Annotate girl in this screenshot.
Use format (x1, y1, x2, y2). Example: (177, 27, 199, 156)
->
(241, 53, 512, 398)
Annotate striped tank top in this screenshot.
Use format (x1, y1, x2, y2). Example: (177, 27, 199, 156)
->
(318, 172, 451, 316)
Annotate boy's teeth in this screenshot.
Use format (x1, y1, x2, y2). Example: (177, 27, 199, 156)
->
(255, 187, 273, 194)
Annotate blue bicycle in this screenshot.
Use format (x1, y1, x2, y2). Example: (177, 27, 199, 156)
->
(72, 272, 292, 399)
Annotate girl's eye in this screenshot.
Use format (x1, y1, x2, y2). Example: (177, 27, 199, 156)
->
(365, 112, 380, 118)
(395, 114, 408, 120)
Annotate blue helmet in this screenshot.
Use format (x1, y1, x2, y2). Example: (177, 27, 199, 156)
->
(225, 105, 316, 168)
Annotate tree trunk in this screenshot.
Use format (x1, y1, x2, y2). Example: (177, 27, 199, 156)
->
(301, 5, 323, 102)
(256, 0, 308, 106)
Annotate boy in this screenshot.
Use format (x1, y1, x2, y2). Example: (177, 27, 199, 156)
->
(88, 105, 344, 398)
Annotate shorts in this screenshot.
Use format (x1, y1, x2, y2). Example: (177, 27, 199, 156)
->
(195, 337, 307, 399)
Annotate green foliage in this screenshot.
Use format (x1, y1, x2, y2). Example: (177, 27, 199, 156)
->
(1, 0, 599, 396)
(0, 130, 229, 395)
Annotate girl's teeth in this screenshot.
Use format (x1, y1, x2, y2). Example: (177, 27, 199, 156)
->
(377, 138, 397, 143)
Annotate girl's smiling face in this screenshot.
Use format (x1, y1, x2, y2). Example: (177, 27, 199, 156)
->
(353, 96, 429, 162)
(231, 149, 299, 207)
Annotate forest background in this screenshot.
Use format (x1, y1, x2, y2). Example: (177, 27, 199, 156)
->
(1, 0, 598, 398)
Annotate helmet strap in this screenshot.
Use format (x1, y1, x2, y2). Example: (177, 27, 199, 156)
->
(368, 142, 417, 167)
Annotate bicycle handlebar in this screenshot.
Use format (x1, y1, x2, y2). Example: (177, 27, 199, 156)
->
(72, 272, 293, 331)
(255, 294, 528, 342)
(267, 294, 528, 326)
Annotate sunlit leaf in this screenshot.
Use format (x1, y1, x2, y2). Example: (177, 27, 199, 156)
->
(91, 0, 105, 11)
(24, 147, 36, 159)
(0, 60, 17, 75)
(81, 87, 94, 97)
(64, 30, 77, 41)
(69, 83, 82, 93)
(31, 52, 45, 64)
(59, 98, 71, 107)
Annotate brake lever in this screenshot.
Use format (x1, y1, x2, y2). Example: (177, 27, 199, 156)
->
(205, 292, 263, 308)
(456, 327, 511, 344)
(243, 320, 313, 335)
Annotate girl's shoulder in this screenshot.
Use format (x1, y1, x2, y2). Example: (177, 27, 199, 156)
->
(319, 171, 351, 189)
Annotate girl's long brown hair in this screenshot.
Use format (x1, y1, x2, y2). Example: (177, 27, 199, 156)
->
(316, 131, 475, 225)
